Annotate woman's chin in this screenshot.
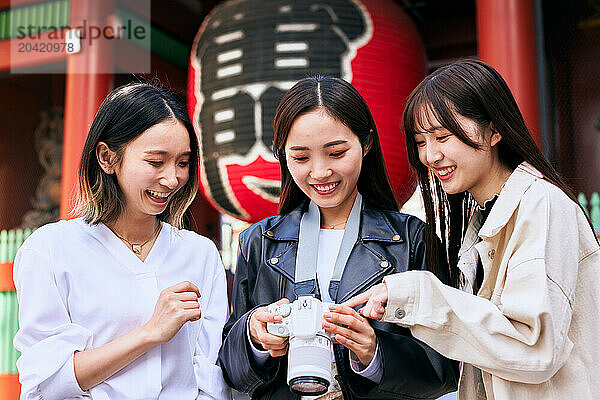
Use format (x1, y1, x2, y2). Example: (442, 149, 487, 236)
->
(440, 181, 461, 195)
(307, 194, 342, 209)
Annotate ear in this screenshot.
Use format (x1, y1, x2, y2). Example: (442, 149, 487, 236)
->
(363, 131, 373, 157)
(96, 142, 117, 174)
(489, 124, 502, 147)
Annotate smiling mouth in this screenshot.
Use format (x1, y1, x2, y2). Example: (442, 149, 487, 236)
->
(436, 166, 456, 179)
(310, 181, 340, 194)
(146, 190, 171, 203)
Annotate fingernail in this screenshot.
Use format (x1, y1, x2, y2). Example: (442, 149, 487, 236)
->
(323, 313, 333, 318)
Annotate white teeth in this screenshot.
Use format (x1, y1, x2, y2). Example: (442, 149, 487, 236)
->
(148, 190, 170, 199)
(438, 166, 456, 176)
(313, 182, 339, 192)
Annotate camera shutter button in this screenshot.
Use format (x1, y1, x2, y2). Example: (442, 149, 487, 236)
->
(279, 303, 292, 317)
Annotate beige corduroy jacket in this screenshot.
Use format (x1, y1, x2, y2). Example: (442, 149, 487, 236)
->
(382, 162, 600, 399)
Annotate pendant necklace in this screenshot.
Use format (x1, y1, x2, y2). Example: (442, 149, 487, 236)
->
(111, 222, 161, 255)
(323, 221, 347, 229)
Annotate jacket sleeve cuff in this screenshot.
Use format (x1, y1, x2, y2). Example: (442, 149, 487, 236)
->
(246, 310, 271, 365)
(382, 272, 419, 326)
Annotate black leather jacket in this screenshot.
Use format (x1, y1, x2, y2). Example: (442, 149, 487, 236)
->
(219, 201, 458, 399)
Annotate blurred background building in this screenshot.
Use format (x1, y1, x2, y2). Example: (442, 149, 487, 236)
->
(0, 0, 599, 397)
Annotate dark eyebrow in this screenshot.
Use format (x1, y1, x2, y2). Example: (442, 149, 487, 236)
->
(324, 140, 347, 148)
(143, 150, 192, 156)
(288, 140, 348, 151)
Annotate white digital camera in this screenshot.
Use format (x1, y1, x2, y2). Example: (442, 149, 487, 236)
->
(267, 296, 334, 396)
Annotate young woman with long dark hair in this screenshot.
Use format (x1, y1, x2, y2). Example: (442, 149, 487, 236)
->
(13, 83, 231, 399)
(218, 76, 458, 400)
(348, 60, 600, 399)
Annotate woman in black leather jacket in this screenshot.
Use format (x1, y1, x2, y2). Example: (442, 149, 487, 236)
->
(218, 77, 458, 400)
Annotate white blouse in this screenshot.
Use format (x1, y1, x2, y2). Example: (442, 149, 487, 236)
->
(13, 218, 231, 400)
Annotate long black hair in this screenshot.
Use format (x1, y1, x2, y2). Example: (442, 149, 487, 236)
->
(272, 76, 398, 214)
(403, 59, 588, 289)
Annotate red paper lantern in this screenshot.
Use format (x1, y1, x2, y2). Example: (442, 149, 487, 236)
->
(188, 0, 425, 223)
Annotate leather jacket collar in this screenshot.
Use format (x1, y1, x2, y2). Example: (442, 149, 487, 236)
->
(258, 199, 405, 303)
(261, 199, 405, 244)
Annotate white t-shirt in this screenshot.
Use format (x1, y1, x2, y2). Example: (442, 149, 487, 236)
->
(316, 229, 345, 303)
(13, 218, 231, 400)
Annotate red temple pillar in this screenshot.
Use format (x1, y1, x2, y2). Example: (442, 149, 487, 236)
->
(60, 0, 114, 218)
(476, 0, 542, 147)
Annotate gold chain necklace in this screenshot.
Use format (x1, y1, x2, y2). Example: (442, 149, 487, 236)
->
(111, 222, 161, 255)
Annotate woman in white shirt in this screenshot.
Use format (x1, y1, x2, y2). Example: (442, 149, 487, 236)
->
(13, 83, 231, 400)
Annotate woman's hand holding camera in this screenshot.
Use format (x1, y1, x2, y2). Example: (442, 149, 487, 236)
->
(249, 298, 290, 357)
(323, 304, 377, 366)
(325, 283, 390, 366)
(144, 281, 202, 344)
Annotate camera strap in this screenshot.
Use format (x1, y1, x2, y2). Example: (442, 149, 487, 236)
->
(294, 192, 362, 301)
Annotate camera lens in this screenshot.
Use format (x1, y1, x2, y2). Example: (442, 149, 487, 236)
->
(289, 376, 329, 395)
(287, 335, 332, 395)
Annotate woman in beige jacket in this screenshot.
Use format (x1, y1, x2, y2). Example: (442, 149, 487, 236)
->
(345, 60, 600, 399)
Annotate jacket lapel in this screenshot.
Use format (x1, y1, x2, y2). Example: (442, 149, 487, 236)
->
(261, 206, 302, 282)
(458, 162, 541, 298)
(457, 211, 484, 293)
(336, 204, 401, 303)
(262, 201, 402, 303)
(479, 162, 541, 239)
